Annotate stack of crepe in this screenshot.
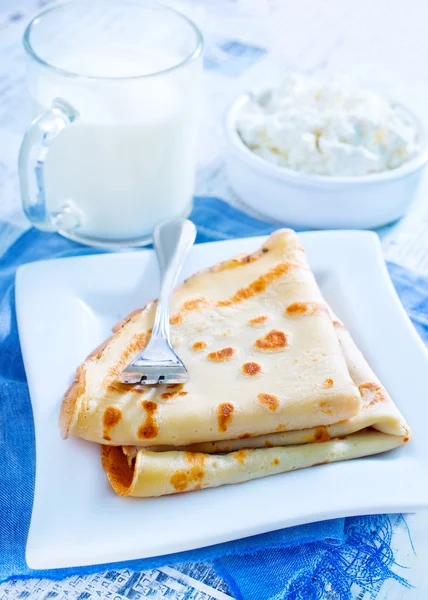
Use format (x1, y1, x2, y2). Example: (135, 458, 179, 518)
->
(60, 229, 411, 497)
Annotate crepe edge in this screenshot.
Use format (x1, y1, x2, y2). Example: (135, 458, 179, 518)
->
(102, 430, 409, 497)
(58, 366, 84, 439)
(111, 228, 301, 332)
(101, 445, 137, 496)
(58, 335, 115, 438)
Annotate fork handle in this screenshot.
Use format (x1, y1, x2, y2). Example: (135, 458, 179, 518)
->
(149, 219, 197, 346)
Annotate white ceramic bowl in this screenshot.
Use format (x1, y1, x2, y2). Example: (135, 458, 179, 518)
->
(225, 94, 428, 229)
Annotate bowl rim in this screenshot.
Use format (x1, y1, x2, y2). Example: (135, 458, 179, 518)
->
(224, 93, 428, 186)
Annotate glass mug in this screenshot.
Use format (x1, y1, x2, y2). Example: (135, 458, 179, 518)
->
(19, 0, 203, 247)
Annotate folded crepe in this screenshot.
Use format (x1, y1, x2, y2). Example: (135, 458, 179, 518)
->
(60, 229, 411, 497)
(102, 431, 402, 498)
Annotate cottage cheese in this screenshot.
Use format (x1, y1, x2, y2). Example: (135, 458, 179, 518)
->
(236, 75, 420, 176)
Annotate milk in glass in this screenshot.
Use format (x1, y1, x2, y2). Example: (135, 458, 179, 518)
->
(29, 47, 198, 241)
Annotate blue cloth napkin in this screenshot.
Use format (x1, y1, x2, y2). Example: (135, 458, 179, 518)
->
(0, 197, 422, 599)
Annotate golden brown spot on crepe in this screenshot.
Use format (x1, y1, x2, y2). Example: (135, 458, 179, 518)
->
(242, 362, 262, 376)
(238, 433, 252, 439)
(370, 390, 387, 406)
(170, 454, 207, 492)
(359, 382, 380, 393)
(141, 400, 157, 412)
(332, 320, 345, 329)
(184, 298, 209, 311)
(170, 314, 183, 326)
(248, 315, 269, 327)
(108, 381, 148, 393)
(314, 426, 330, 443)
(285, 302, 328, 317)
(170, 298, 209, 325)
(254, 329, 289, 352)
(137, 400, 158, 440)
(101, 446, 134, 496)
(207, 347, 236, 362)
(160, 391, 188, 400)
(170, 471, 188, 492)
(217, 402, 234, 432)
(272, 458, 280, 466)
(265, 440, 274, 448)
(192, 341, 207, 352)
(184, 452, 206, 485)
(218, 262, 297, 307)
(184, 452, 207, 466)
(233, 449, 248, 465)
(318, 400, 333, 415)
(160, 384, 188, 400)
(102, 406, 122, 441)
(138, 422, 158, 439)
(104, 331, 150, 386)
(403, 436, 409, 443)
(359, 382, 386, 407)
(275, 423, 286, 432)
(258, 393, 280, 411)
(323, 378, 334, 388)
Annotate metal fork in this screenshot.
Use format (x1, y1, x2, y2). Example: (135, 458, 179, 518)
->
(117, 218, 197, 385)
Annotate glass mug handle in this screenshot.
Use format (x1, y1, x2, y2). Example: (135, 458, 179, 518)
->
(18, 98, 82, 232)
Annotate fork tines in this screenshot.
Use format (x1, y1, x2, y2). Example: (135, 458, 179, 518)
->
(117, 362, 188, 385)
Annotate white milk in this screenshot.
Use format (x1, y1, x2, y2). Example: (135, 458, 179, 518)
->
(30, 47, 199, 241)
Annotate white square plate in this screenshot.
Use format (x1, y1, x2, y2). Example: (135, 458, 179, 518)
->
(16, 231, 428, 570)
